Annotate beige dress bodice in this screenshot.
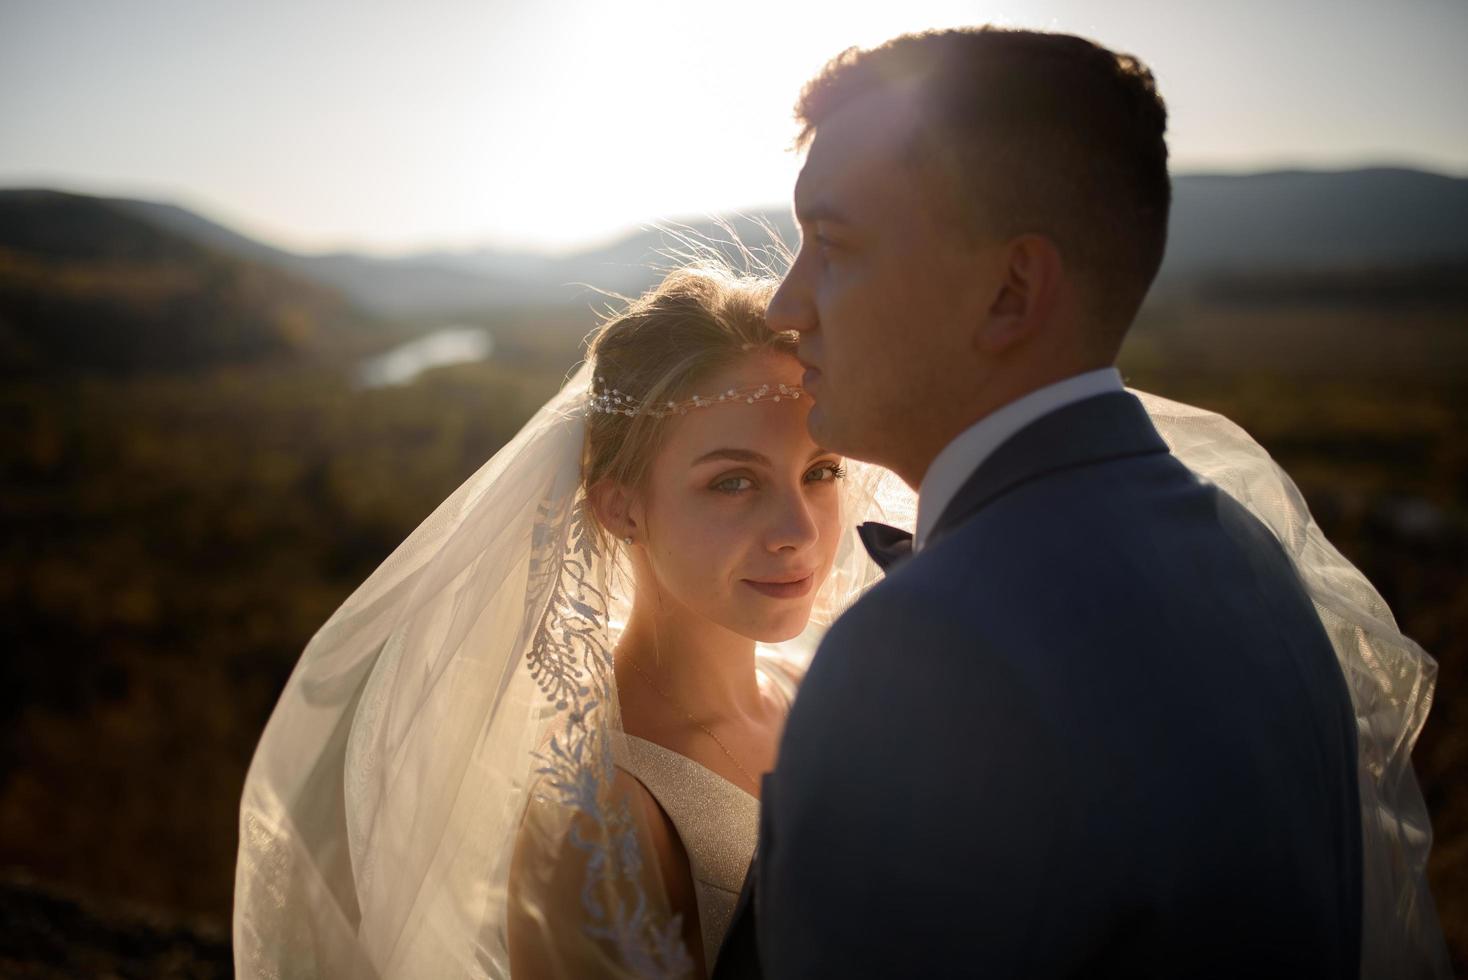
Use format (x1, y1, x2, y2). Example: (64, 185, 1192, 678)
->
(610, 655, 799, 973)
(611, 733, 758, 971)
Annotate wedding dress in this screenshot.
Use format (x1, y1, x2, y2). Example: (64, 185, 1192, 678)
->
(610, 655, 795, 970)
(611, 732, 758, 968)
(232, 361, 1448, 978)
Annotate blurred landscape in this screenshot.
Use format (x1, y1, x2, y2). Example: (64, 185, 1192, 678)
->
(2, 169, 1466, 976)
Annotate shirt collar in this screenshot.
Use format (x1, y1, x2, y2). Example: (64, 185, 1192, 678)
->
(913, 368, 1124, 552)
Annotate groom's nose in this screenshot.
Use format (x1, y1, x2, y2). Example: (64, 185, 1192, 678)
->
(766, 263, 815, 335)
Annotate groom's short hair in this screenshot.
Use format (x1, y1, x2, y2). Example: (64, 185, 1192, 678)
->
(796, 27, 1170, 345)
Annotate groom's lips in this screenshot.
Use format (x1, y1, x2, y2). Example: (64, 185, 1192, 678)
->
(743, 573, 815, 599)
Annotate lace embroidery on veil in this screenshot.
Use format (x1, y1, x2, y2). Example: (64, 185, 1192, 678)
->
(523, 496, 691, 975)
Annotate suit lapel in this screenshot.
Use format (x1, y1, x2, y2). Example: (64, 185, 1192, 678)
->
(927, 391, 1169, 545)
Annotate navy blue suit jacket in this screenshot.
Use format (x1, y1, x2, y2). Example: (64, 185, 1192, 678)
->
(713, 391, 1362, 979)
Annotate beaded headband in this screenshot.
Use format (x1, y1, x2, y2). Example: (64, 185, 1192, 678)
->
(588, 376, 806, 419)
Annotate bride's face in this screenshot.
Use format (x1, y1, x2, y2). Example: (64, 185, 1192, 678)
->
(634, 352, 845, 643)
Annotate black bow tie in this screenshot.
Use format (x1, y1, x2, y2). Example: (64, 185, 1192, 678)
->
(857, 521, 914, 571)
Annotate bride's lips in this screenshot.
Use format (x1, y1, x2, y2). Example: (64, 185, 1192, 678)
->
(743, 573, 816, 599)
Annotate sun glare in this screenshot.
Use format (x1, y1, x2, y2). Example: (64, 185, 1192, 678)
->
(453, 0, 1026, 253)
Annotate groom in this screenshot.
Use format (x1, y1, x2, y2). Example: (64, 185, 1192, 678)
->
(714, 28, 1362, 979)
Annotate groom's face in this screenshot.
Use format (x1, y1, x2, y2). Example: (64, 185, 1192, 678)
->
(769, 85, 1002, 485)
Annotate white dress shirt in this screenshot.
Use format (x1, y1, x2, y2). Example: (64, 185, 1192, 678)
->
(913, 368, 1125, 552)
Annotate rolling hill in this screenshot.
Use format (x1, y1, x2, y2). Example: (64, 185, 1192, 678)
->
(0, 190, 357, 375)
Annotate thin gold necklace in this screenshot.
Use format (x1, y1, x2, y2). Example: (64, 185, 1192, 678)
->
(626, 657, 761, 794)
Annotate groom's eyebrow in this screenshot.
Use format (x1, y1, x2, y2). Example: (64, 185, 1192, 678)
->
(794, 199, 851, 227)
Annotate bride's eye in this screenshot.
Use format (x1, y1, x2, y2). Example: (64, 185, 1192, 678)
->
(805, 462, 846, 484)
(712, 475, 756, 495)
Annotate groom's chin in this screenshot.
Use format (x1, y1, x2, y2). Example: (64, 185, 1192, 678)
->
(804, 401, 839, 452)
(805, 402, 864, 465)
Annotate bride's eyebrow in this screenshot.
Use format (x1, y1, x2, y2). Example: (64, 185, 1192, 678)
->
(691, 447, 835, 467)
(693, 448, 770, 467)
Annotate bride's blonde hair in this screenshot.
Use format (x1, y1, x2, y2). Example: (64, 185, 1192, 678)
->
(582, 263, 797, 502)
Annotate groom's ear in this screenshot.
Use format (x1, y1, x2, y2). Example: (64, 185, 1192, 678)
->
(587, 479, 641, 540)
(974, 233, 1063, 354)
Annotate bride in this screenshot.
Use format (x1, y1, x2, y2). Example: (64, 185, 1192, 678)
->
(506, 266, 849, 975)
(233, 261, 1445, 978)
(232, 263, 893, 979)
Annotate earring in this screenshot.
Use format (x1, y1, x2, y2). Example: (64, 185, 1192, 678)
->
(623, 535, 633, 546)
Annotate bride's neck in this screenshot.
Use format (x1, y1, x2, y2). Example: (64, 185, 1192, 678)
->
(615, 598, 763, 721)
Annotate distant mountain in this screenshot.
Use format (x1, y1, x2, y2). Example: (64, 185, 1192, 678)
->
(111, 198, 553, 317)
(106, 200, 804, 317)
(9, 168, 1467, 324)
(1160, 168, 1468, 279)
(0, 190, 351, 375)
(120, 200, 802, 317)
(435, 213, 799, 277)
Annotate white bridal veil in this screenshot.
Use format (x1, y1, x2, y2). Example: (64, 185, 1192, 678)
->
(233, 363, 1448, 977)
(1134, 390, 1450, 978)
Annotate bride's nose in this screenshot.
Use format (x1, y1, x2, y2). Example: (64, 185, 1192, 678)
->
(765, 483, 821, 553)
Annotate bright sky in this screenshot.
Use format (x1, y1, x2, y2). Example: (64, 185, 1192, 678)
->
(2, 0, 1465, 255)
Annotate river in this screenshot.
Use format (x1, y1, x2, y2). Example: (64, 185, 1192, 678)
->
(356, 325, 495, 388)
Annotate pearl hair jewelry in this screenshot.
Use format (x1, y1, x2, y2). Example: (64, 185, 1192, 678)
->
(589, 377, 806, 419)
